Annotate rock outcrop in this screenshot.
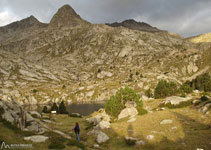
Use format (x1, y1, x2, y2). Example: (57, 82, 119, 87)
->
(0, 98, 42, 133)
(118, 101, 138, 120)
(161, 96, 192, 107)
(24, 135, 49, 143)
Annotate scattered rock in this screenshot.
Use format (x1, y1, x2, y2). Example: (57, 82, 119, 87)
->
(86, 115, 102, 125)
(43, 120, 55, 124)
(192, 100, 201, 105)
(199, 103, 211, 114)
(127, 118, 136, 123)
(97, 71, 113, 79)
(29, 111, 41, 118)
(24, 135, 49, 143)
(95, 121, 110, 130)
(96, 131, 109, 144)
(160, 119, 173, 125)
(146, 135, 154, 140)
(69, 113, 83, 118)
(142, 95, 149, 101)
(93, 144, 99, 148)
(136, 140, 145, 146)
(26, 121, 39, 132)
(171, 127, 177, 130)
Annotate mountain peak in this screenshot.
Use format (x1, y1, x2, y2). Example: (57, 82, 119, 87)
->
(49, 4, 87, 27)
(0, 15, 46, 40)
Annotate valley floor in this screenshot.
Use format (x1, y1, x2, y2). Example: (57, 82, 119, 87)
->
(1, 100, 211, 150)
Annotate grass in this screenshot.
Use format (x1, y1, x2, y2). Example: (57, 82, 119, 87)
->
(1, 96, 211, 150)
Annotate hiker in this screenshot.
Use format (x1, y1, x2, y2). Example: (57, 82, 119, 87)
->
(73, 122, 80, 141)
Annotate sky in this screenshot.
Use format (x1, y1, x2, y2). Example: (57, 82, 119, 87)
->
(0, 0, 211, 37)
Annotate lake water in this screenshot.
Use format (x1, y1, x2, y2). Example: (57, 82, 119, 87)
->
(67, 104, 104, 116)
(24, 103, 104, 116)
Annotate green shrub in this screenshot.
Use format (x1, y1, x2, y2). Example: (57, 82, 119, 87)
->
(67, 139, 85, 150)
(48, 137, 66, 149)
(32, 89, 38, 93)
(190, 73, 211, 92)
(145, 88, 153, 98)
(154, 80, 178, 99)
(180, 82, 193, 94)
(105, 86, 146, 117)
(58, 101, 68, 114)
(125, 139, 136, 146)
(201, 95, 209, 101)
(42, 106, 49, 113)
(98, 68, 101, 73)
(51, 103, 58, 113)
(0, 107, 4, 121)
(130, 74, 133, 79)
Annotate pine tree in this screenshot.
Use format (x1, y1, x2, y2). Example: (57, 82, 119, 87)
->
(58, 101, 67, 114)
(42, 106, 49, 113)
(51, 102, 58, 113)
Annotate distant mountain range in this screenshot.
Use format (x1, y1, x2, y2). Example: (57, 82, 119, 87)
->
(106, 19, 163, 32)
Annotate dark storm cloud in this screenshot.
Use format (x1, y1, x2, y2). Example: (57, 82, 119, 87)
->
(0, 0, 211, 37)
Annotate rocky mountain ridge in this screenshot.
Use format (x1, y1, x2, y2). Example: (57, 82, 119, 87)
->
(0, 4, 211, 105)
(106, 19, 163, 32)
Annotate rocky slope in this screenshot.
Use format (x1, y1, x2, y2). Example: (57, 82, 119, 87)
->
(187, 32, 211, 43)
(0, 4, 211, 105)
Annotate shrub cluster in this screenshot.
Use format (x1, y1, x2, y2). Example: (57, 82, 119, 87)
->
(145, 88, 153, 98)
(154, 80, 178, 99)
(180, 81, 193, 94)
(201, 95, 209, 101)
(105, 86, 146, 117)
(189, 73, 211, 92)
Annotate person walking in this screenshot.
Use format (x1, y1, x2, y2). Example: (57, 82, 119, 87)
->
(73, 122, 80, 141)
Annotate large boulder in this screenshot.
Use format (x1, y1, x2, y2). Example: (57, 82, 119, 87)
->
(161, 96, 192, 107)
(95, 121, 110, 130)
(118, 107, 138, 120)
(86, 109, 111, 129)
(0, 99, 42, 133)
(24, 135, 49, 143)
(160, 119, 173, 125)
(96, 131, 109, 144)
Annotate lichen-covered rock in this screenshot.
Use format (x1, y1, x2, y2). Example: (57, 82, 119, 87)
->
(96, 131, 109, 144)
(118, 107, 138, 120)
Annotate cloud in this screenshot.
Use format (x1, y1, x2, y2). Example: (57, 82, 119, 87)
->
(0, 11, 19, 26)
(0, 0, 211, 37)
